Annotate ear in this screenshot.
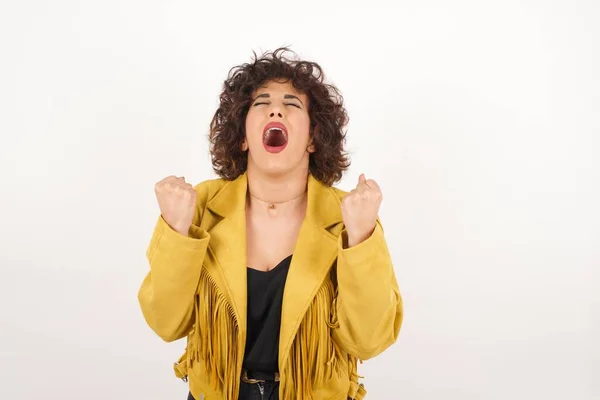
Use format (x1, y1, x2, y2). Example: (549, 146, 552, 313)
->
(307, 125, 318, 153)
(241, 139, 248, 151)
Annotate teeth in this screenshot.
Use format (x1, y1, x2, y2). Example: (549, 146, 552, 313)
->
(263, 127, 288, 141)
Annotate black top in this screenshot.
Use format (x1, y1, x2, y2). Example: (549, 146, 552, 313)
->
(242, 254, 292, 373)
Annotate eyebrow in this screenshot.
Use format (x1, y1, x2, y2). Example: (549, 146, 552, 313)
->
(253, 93, 304, 106)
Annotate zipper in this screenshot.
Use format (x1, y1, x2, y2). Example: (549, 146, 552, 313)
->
(257, 382, 264, 399)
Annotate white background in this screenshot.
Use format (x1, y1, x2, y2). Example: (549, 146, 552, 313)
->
(1, 1, 598, 399)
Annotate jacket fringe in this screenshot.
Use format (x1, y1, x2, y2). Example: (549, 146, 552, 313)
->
(187, 268, 240, 400)
(281, 278, 348, 400)
(178, 272, 364, 399)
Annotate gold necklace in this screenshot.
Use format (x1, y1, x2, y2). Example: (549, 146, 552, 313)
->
(249, 191, 306, 209)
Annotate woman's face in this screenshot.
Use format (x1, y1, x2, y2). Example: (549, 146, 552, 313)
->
(243, 80, 313, 177)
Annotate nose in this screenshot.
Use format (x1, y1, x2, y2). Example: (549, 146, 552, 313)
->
(267, 102, 284, 119)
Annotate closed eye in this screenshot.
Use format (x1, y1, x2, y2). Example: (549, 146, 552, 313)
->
(253, 102, 301, 108)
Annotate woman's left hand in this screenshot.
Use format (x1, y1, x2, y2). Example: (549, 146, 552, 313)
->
(341, 173, 383, 247)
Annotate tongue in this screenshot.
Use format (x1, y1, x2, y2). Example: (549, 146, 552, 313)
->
(264, 130, 287, 147)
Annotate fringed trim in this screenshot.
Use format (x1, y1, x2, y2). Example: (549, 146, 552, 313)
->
(347, 354, 365, 399)
(331, 281, 364, 391)
(348, 354, 364, 383)
(281, 278, 345, 400)
(187, 268, 240, 400)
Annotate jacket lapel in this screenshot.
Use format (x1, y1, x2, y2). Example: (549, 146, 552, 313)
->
(278, 174, 343, 369)
(205, 173, 249, 333)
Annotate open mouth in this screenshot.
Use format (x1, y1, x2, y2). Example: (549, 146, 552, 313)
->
(263, 127, 288, 147)
(262, 122, 289, 153)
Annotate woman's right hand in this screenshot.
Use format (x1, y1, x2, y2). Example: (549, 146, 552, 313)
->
(154, 176, 197, 236)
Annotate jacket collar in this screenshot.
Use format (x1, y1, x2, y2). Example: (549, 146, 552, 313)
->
(205, 171, 343, 369)
(206, 171, 343, 229)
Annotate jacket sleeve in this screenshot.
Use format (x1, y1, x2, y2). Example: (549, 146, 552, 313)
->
(332, 221, 403, 360)
(137, 184, 210, 342)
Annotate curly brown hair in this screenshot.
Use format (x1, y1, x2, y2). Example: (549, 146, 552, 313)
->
(208, 47, 350, 186)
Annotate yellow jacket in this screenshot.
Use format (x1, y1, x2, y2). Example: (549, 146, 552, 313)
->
(138, 172, 403, 400)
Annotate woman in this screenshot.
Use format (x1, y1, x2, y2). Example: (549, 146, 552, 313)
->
(138, 48, 403, 400)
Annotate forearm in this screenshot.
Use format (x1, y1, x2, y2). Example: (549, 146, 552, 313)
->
(138, 216, 210, 341)
(333, 222, 403, 359)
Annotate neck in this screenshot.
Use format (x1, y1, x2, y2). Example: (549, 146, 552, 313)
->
(246, 165, 309, 212)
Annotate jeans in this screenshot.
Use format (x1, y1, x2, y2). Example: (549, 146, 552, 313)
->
(188, 379, 279, 400)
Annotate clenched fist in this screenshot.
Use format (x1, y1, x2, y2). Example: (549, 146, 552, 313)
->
(154, 176, 197, 236)
(341, 174, 383, 247)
